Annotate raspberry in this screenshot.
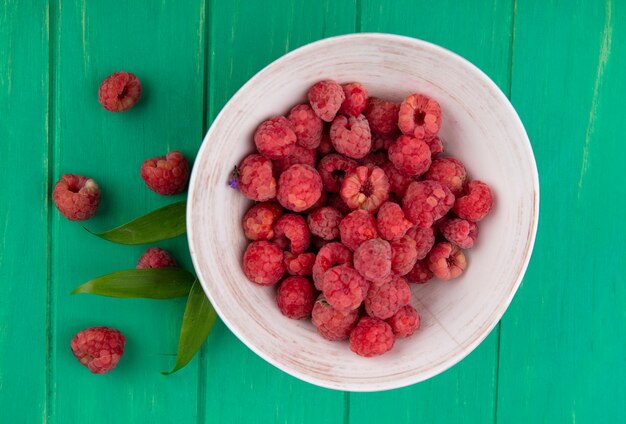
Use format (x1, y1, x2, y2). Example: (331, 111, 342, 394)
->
(398, 93, 442, 138)
(402, 181, 454, 228)
(307, 206, 342, 241)
(322, 264, 369, 312)
(406, 260, 433, 284)
(363, 98, 399, 135)
(98, 72, 141, 112)
(406, 225, 435, 260)
(339, 210, 378, 250)
(136, 248, 177, 269)
(70, 326, 126, 374)
(327, 193, 352, 215)
(312, 296, 359, 341)
(276, 276, 316, 320)
(284, 252, 315, 276)
(312, 242, 352, 290)
(423, 157, 467, 195)
(425, 135, 444, 156)
(371, 132, 397, 151)
(390, 235, 418, 276)
(349, 317, 395, 357)
(353, 238, 392, 284)
(140, 150, 190, 195)
(381, 161, 413, 198)
(340, 166, 389, 212)
(277, 164, 322, 212)
(387, 305, 420, 338)
(318, 131, 333, 155)
(440, 218, 479, 249)
(272, 144, 317, 176)
(243, 241, 285, 286)
(364, 275, 410, 319)
(288, 104, 323, 149)
(388, 135, 432, 177)
(254, 116, 297, 160)
(377, 202, 413, 241)
(329, 114, 372, 159)
(340, 82, 369, 117)
(427, 242, 467, 280)
(360, 151, 388, 168)
(308, 80, 345, 122)
(52, 174, 101, 221)
(453, 180, 494, 221)
(272, 214, 311, 254)
(237, 154, 277, 201)
(317, 153, 358, 193)
(242, 202, 283, 240)
(303, 190, 328, 214)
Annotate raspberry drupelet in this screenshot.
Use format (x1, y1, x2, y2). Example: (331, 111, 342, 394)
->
(340, 165, 389, 213)
(52, 174, 101, 221)
(277, 164, 323, 212)
(322, 264, 369, 312)
(349, 317, 395, 357)
(453, 180, 494, 221)
(402, 180, 454, 228)
(276, 276, 317, 320)
(254, 116, 297, 160)
(363, 97, 400, 135)
(330, 114, 372, 159)
(388, 134, 432, 177)
(312, 296, 359, 341)
(340, 82, 369, 117)
(243, 241, 285, 286)
(423, 157, 467, 196)
(140, 150, 190, 195)
(387, 305, 421, 338)
(288, 104, 323, 149)
(364, 275, 411, 319)
(307, 206, 343, 241)
(242, 202, 283, 240)
(312, 242, 353, 290)
(339, 210, 378, 250)
(398, 93, 442, 139)
(308, 80, 345, 122)
(237, 154, 277, 201)
(427, 242, 467, 280)
(272, 214, 311, 254)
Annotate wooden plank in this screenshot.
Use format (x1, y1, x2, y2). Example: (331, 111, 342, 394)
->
(497, 0, 626, 422)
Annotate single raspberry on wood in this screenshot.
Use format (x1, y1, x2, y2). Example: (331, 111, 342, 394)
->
(277, 164, 323, 212)
(308, 80, 345, 122)
(363, 97, 400, 135)
(52, 174, 101, 221)
(288, 104, 323, 149)
(140, 150, 190, 195)
(423, 157, 467, 195)
(398, 93, 442, 139)
(364, 275, 411, 319)
(349, 317, 395, 357)
(402, 180, 454, 228)
(276, 276, 316, 320)
(440, 218, 479, 249)
(307, 206, 343, 241)
(254, 116, 297, 160)
(322, 264, 369, 312)
(340, 82, 369, 117)
(71, 326, 126, 374)
(98, 72, 141, 112)
(387, 305, 420, 338)
(317, 153, 358, 193)
(312, 295, 359, 341)
(243, 241, 285, 286)
(353, 238, 392, 284)
(237, 154, 277, 201)
(329, 114, 372, 159)
(427, 242, 467, 280)
(340, 165, 389, 212)
(136, 248, 177, 269)
(377, 202, 413, 241)
(242, 202, 284, 240)
(453, 180, 494, 221)
(388, 134, 432, 177)
(390, 235, 418, 276)
(339, 210, 378, 250)
(312, 242, 352, 290)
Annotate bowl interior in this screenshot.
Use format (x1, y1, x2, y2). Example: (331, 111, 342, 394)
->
(187, 34, 538, 392)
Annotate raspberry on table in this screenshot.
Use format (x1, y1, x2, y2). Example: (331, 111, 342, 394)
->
(340, 165, 389, 212)
(387, 305, 420, 338)
(288, 104, 323, 149)
(398, 93, 442, 139)
(243, 241, 285, 286)
(140, 150, 190, 196)
(284, 252, 316, 276)
(406, 260, 433, 284)
(427, 242, 467, 280)
(371, 132, 397, 152)
(406, 225, 435, 260)
(322, 264, 369, 312)
(380, 161, 413, 198)
(354, 238, 392, 284)
(317, 131, 333, 155)
(277, 164, 322, 212)
(364, 275, 410, 319)
(272, 144, 317, 176)
(317, 153, 358, 193)
(272, 214, 311, 254)
(330, 114, 372, 159)
(136, 247, 177, 269)
(308, 80, 345, 122)
(363, 97, 400, 135)
(98, 72, 141, 112)
(312, 242, 352, 290)
(349, 317, 395, 357)
(388, 134, 432, 177)
(339, 209, 378, 250)
(425, 135, 444, 156)
(254, 116, 297, 160)
(237, 154, 277, 201)
(340, 82, 369, 117)
(312, 295, 359, 341)
(242, 202, 284, 240)
(52, 174, 101, 221)
(276, 276, 317, 320)
(328, 193, 352, 216)
(423, 157, 467, 195)
(402, 180, 454, 228)
(390, 235, 418, 276)
(377, 202, 413, 241)
(70, 326, 126, 374)
(453, 180, 494, 221)
(307, 206, 343, 241)
(440, 218, 479, 249)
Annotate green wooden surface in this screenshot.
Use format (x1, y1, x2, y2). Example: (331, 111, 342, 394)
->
(0, 0, 624, 422)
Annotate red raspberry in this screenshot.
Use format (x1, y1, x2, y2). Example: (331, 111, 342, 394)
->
(311, 296, 359, 341)
(307, 206, 342, 240)
(272, 144, 317, 176)
(254, 116, 297, 160)
(322, 264, 369, 312)
(349, 317, 395, 357)
(272, 214, 311, 254)
(387, 305, 420, 338)
(277, 164, 322, 212)
(312, 242, 352, 290)
(453, 180, 494, 221)
(381, 161, 413, 198)
(423, 157, 467, 195)
(427, 242, 467, 280)
(284, 252, 315, 276)
(339, 210, 378, 250)
(328, 193, 352, 216)
(425, 135, 444, 156)
(242, 202, 283, 240)
(70, 326, 126, 374)
(330, 114, 372, 159)
(288, 104, 323, 149)
(406, 260, 433, 284)
(317, 153, 358, 193)
(308, 80, 345, 122)
(402, 181, 454, 228)
(318, 131, 333, 155)
(377, 202, 413, 241)
(406, 225, 435, 260)
(136, 248, 177, 269)
(243, 241, 285, 286)
(371, 132, 397, 151)
(364, 275, 410, 319)
(237, 154, 277, 201)
(340, 82, 369, 117)
(398, 93, 442, 138)
(140, 150, 190, 195)
(276, 276, 316, 320)
(363, 98, 400, 135)
(340, 166, 389, 212)
(440, 218, 479, 249)
(302, 190, 328, 214)
(360, 151, 389, 168)
(354, 238, 392, 284)
(390, 235, 418, 276)
(98, 72, 141, 112)
(388, 135, 432, 177)
(52, 174, 101, 221)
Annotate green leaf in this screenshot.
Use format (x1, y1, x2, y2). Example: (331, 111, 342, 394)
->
(162, 280, 217, 374)
(86, 201, 186, 245)
(72, 268, 196, 299)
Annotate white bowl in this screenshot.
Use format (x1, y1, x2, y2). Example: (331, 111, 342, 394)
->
(187, 33, 539, 392)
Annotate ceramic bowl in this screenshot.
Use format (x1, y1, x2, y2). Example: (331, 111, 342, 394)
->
(187, 33, 539, 391)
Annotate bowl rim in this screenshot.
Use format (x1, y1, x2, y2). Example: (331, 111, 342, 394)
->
(187, 32, 540, 392)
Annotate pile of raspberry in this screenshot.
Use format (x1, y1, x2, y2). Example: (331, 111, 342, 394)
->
(235, 80, 493, 357)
